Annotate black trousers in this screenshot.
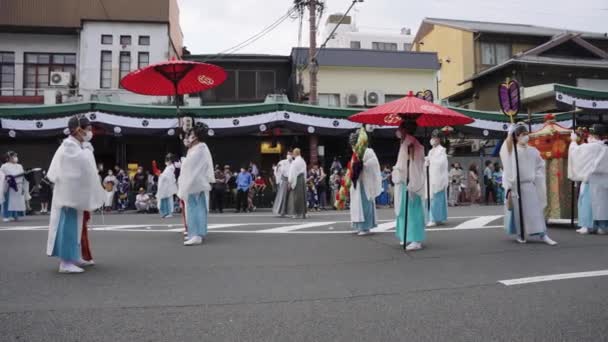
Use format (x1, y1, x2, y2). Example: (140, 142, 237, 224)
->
(236, 189, 248, 212)
(213, 189, 225, 212)
(485, 184, 496, 204)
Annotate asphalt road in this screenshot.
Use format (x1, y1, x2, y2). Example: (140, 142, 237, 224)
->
(1, 206, 608, 342)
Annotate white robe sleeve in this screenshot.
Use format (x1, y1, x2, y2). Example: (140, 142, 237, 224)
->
(500, 140, 516, 192)
(177, 143, 215, 199)
(0, 170, 5, 204)
(362, 148, 383, 200)
(533, 149, 548, 210)
(427, 145, 449, 198)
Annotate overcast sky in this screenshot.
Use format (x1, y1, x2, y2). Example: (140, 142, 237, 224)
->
(179, 0, 607, 55)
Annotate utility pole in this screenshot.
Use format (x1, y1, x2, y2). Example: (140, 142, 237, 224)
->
(308, 0, 319, 106)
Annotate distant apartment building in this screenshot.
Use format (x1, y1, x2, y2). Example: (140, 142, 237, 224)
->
(0, 0, 183, 105)
(323, 13, 414, 52)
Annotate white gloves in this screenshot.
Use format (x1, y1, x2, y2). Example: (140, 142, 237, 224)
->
(507, 124, 516, 135)
(570, 132, 578, 142)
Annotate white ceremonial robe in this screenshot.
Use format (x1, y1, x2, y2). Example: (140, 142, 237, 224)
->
(275, 159, 291, 185)
(568, 139, 608, 221)
(392, 135, 426, 217)
(425, 144, 449, 198)
(156, 164, 178, 200)
(177, 143, 215, 205)
(288, 156, 307, 190)
(103, 175, 117, 207)
(46, 137, 106, 256)
(350, 148, 382, 224)
(0, 162, 26, 212)
(0, 169, 5, 206)
(500, 142, 547, 236)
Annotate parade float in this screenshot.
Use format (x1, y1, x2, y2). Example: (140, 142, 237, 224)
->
(528, 113, 574, 219)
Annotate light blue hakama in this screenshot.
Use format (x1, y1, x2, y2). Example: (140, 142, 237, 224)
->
(51, 207, 80, 261)
(427, 190, 448, 224)
(159, 196, 174, 218)
(578, 182, 608, 231)
(186, 192, 208, 238)
(3, 191, 25, 219)
(395, 185, 426, 243)
(353, 184, 377, 232)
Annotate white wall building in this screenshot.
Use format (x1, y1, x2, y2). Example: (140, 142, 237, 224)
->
(0, 0, 182, 105)
(323, 13, 414, 51)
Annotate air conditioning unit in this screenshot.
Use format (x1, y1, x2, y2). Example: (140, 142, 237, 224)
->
(366, 90, 384, 106)
(346, 93, 362, 106)
(50, 72, 71, 87)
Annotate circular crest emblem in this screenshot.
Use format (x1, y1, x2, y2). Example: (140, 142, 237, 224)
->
(332, 120, 340, 127)
(283, 112, 290, 120)
(208, 129, 215, 136)
(503, 124, 508, 130)
(89, 113, 97, 121)
(557, 94, 563, 100)
(592, 102, 597, 108)
(142, 120, 149, 127)
(35, 121, 43, 129)
(232, 119, 240, 126)
(197, 75, 214, 86)
(384, 113, 401, 125)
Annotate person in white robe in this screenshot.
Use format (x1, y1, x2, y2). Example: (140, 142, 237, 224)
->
(272, 150, 292, 217)
(46, 116, 106, 273)
(157, 153, 178, 218)
(287, 148, 307, 219)
(393, 120, 426, 251)
(0, 168, 5, 214)
(500, 123, 557, 245)
(178, 124, 215, 246)
(568, 124, 608, 235)
(349, 132, 382, 236)
(1, 151, 26, 222)
(102, 170, 117, 210)
(425, 131, 449, 227)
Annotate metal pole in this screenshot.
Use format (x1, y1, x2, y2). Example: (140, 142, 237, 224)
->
(425, 128, 431, 221)
(403, 156, 410, 250)
(512, 130, 526, 242)
(308, 0, 318, 105)
(570, 102, 577, 228)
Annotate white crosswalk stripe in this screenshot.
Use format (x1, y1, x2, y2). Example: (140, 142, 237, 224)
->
(257, 221, 337, 233)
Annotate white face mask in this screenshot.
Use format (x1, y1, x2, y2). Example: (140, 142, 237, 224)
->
(287, 155, 293, 161)
(12, 157, 18, 163)
(395, 130, 403, 139)
(165, 161, 171, 166)
(518, 135, 530, 145)
(430, 139, 439, 147)
(84, 130, 93, 142)
(588, 136, 598, 143)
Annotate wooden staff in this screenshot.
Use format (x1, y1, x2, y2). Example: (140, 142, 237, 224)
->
(508, 118, 526, 242)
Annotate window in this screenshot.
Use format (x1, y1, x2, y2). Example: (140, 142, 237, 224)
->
(204, 69, 276, 102)
(256, 71, 275, 98)
(319, 94, 340, 107)
(24, 53, 76, 95)
(100, 51, 112, 89)
(138, 36, 150, 46)
(119, 52, 131, 86)
(385, 94, 406, 102)
(120, 35, 132, 46)
(481, 42, 511, 65)
(0, 52, 15, 95)
(350, 41, 361, 49)
(101, 35, 113, 45)
(138, 52, 149, 69)
(372, 42, 398, 51)
(238, 70, 256, 99)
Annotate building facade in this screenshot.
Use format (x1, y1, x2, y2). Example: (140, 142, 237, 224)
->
(0, 0, 182, 105)
(323, 13, 414, 52)
(291, 47, 439, 108)
(412, 18, 608, 106)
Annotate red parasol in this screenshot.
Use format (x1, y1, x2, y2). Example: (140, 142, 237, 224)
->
(120, 59, 226, 96)
(348, 91, 474, 127)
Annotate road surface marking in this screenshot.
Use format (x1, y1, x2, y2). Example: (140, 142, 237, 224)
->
(452, 215, 503, 230)
(257, 222, 337, 233)
(372, 221, 396, 232)
(499, 270, 608, 286)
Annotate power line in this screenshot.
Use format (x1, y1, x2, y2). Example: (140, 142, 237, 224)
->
(97, 0, 110, 19)
(204, 7, 297, 61)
